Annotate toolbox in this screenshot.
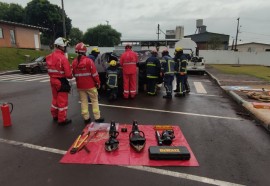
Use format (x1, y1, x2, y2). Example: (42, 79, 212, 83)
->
(148, 146, 190, 160)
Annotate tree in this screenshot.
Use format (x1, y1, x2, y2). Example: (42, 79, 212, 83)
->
(68, 27, 83, 46)
(83, 25, 121, 47)
(24, 0, 72, 46)
(0, 2, 24, 23)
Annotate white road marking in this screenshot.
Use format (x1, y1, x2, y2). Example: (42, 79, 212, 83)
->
(25, 76, 49, 81)
(88, 103, 241, 120)
(188, 92, 222, 97)
(194, 82, 207, 94)
(0, 138, 244, 186)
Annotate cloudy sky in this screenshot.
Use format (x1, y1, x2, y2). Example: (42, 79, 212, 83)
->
(3, 0, 270, 45)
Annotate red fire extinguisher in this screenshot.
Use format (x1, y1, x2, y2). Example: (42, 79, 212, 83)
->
(1, 102, 13, 127)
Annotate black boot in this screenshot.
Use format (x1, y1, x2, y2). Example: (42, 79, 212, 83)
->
(95, 117, 105, 123)
(84, 118, 91, 125)
(163, 95, 172, 99)
(58, 119, 72, 126)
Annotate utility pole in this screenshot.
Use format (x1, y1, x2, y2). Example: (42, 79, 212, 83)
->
(234, 17, 240, 51)
(157, 24, 160, 41)
(61, 0, 66, 38)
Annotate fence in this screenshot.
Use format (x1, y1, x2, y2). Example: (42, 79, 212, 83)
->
(200, 50, 270, 66)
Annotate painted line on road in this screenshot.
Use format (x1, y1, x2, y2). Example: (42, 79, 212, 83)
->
(0, 138, 244, 186)
(188, 92, 222, 97)
(91, 103, 242, 120)
(0, 138, 66, 155)
(194, 82, 207, 94)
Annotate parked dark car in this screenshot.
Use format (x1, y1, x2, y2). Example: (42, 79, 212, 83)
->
(18, 56, 47, 74)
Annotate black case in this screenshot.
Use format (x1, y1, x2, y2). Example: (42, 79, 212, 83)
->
(148, 146, 191, 160)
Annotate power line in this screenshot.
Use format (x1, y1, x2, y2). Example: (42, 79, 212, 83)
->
(240, 30, 270, 37)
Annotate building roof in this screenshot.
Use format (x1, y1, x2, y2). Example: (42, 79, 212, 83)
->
(184, 31, 230, 43)
(0, 20, 48, 31)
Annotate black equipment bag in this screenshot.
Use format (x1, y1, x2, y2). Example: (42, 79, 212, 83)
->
(148, 146, 190, 160)
(58, 78, 71, 92)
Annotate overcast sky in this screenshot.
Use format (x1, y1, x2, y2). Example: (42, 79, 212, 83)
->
(3, 0, 270, 45)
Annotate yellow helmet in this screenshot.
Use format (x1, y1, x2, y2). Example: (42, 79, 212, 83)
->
(175, 47, 183, 52)
(109, 60, 117, 66)
(91, 47, 100, 53)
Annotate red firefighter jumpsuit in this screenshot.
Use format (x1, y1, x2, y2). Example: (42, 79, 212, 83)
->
(120, 49, 138, 99)
(46, 49, 72, 123)
(72, 55, 102, 121)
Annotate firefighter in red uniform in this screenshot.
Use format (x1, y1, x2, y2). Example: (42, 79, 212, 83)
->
(72, 42, 104, 124)
(46, 37, 72, 125)
(120, 44, 138, 99)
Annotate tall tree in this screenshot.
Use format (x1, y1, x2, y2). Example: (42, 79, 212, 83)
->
(83, 25, 121, 47)
(68, 27, 83, 46)
(24, 0, 72, 46)
(0, 2, 24, 23)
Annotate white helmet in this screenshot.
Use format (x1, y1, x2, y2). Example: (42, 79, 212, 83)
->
(54, 37, 69, 47)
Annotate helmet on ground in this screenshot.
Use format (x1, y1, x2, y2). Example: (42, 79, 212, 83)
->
(91, 47, 100, 53)
(175, 47, 183, 52)
(75, 42, 87, 53)
(54, 37, 69, 47)
(109, 60, 117, 66)
(125, 44, 132, 49)
(151, 48, 157, 54)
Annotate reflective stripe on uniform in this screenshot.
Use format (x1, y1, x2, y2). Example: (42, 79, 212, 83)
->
(123, 62, 136, 65)
(147, 64, 156, 66)
(51, 105, 68, 111)
(74, 73, 91, 77)
(92, 72, 98, 77)
(48, 69, 64, 74)
(147, 75, 158, 78)
(93, 108, 99, 113)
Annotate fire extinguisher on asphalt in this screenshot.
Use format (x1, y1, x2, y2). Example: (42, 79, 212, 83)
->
(1, 102, 14, 127)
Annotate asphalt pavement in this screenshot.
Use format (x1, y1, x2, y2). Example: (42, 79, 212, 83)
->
(206, 65, 270, 132)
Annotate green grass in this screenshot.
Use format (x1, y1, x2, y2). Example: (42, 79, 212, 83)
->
(210, 64, 270, 81)
(0, 47, 76, 71)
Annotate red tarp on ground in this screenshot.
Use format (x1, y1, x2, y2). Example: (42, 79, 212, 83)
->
(60, 123, 199, 166)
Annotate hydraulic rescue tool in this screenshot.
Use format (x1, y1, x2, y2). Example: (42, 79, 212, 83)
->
(160, 130, 175, 146)
(129, 120, 146, 152)
(70, 131, 90, 154)
(105, 121, 119, 152)
(155, 130, 175, 146)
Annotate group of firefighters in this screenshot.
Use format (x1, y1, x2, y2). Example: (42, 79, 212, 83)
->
(46, 37, 189, 126)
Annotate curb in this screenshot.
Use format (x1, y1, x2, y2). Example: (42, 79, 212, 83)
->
(206, 70, 270, 132)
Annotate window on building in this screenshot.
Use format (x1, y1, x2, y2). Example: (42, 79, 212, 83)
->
(10, 30, 16, 44)
(0, 28, 3, 38)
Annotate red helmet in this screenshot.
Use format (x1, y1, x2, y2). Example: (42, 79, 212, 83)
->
(75, 42, 87, 53)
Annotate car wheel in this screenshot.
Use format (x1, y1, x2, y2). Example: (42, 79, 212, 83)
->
(32, 67, 41, 74)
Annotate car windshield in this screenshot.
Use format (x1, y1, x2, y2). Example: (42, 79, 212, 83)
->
(33, 56, 44, 62)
